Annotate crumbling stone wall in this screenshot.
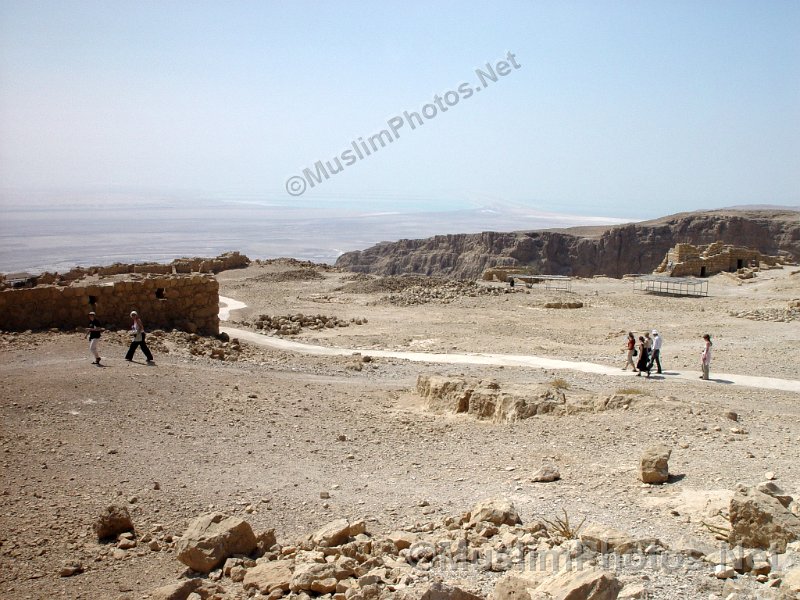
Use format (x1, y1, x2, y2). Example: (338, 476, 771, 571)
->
(0, 274, 219, 335)
(15, 251, 249, 287)
(655, 242, 781, 277)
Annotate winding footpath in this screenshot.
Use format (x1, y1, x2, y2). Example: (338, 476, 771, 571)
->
(219, 296, 800, 394)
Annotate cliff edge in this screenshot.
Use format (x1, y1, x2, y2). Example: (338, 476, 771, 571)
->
(334, 209, 800, 279)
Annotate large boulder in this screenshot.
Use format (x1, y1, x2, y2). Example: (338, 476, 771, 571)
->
(175, 512, 257, 573)
(470, 498, 522, 526)
(728, 486, 800, 552)
(639, 445, 671, 484)
(93, 505, 134, 541)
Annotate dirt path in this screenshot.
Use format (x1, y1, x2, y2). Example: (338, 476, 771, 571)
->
(219, 296, 800, 393)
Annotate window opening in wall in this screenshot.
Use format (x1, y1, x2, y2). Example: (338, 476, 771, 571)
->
(88, 295, 98, 305)
(155, 288, 166, 299)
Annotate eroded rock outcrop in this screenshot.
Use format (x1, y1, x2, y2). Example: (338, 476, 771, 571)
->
(335, 210, 800, 279)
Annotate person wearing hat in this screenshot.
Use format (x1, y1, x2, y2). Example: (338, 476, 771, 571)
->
(125, 310, 155, 363)
(648, 329, 663, 375)
(86, 311, 104, 365)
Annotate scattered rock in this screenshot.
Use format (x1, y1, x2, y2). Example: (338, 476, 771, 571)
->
(58, 561, 83, 577)
(469, 498, 521, 526)
(93, 505, 134, 541)
(531, 465, 561, 483)
(639, 445, 671, 484)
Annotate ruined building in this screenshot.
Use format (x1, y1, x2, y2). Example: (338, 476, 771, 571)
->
(654, 242, 782, 278)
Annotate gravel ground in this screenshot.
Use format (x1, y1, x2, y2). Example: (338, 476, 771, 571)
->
(0, 260, 798, 599)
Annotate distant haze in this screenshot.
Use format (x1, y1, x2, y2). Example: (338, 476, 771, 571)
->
(0, 193, 626, 273)
(1, 2, 799, 216)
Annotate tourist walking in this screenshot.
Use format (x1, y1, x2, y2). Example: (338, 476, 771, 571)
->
(700, 334, 712, 380)
(86, 311, 103, 365)
(648, 330, 663, 374)
(635, 335, 650, 376)
(125, 311, 155, 363)
(623, 332, 637, 371)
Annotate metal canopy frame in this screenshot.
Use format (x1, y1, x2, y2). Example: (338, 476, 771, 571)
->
(513, 275, 573, 293)
(633, 275, 708, 297)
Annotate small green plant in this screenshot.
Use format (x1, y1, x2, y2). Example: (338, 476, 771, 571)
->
(542, 508, 586, 540)
(550, 378, 569, 390)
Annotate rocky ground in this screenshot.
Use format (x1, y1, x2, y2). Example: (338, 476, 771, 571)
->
(1, 259, 799, 599)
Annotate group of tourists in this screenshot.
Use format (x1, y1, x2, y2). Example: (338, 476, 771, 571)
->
(85, 310, 155, 366)
(623, 330, 713, 380)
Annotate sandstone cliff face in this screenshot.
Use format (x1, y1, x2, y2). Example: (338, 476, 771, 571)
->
(334, 210, 800, 279)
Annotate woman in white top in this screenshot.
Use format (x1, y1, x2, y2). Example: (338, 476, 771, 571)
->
(700, 334, 712, 380)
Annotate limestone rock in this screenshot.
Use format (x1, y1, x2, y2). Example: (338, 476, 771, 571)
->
(242, 560, 293, 594)
(148, 579, 201, 600)
(531, 465, 561, 483)
(728, 487, 800, 552)
(470, 498, 522, 527)
(757, 481, 794, 508)
(312, 518, 355, 547)
(388, 531, 416, 550)
(58, 561, 83, 577)
(418, 580, 485, 600)
(580, 525, 635, 554)
(579, 525, 659, 555)
(93, 505, 134, 541)
(533, 567, 622, 600)
(290, 561, 339, 593)
(639, 445, 671, 484)
(783, 566, 800, 594)
(617, 584, 645, 599)
(175, 512, 257, 573)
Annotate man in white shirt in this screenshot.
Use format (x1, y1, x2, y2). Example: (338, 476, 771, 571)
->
(649, 330, 663, 374)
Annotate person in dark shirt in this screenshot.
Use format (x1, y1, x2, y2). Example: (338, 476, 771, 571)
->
(86, 311, 104, 365)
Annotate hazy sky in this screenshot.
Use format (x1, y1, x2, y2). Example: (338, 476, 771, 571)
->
(1, 0, 798, 219)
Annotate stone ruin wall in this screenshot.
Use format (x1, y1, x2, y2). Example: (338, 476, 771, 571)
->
(655, 242, 781, 277)
(1, 251, 249, 288)
(0, 274, 220, 335)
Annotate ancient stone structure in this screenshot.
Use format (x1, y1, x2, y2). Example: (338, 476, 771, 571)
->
(0, 273, 219, 335)
(654, 242, 780, 277)
(2, 251, 249, 288)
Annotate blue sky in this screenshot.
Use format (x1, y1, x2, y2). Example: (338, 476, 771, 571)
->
(1, 0, 798, 219)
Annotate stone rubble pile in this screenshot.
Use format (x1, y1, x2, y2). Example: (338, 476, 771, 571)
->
(132, 494, 800, 599)
(542, 301, 584, 309)
(385, 282, 506, 306)
(416, 375, 644, 423)
(251, 314, 368, 336)
(729, 303, 800, 323)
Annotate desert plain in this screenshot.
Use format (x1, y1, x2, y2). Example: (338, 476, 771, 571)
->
(1, 259, 799, 599)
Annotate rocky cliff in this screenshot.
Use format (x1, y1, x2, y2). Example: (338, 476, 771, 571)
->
(334, 210, 800, 279)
